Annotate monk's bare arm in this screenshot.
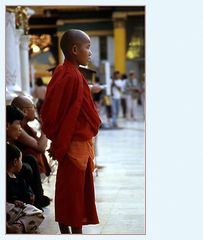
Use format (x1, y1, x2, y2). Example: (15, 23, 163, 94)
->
(17, 129, 47, 153)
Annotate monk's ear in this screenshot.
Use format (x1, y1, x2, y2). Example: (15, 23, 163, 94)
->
(22, 108, 28, 117)
(72, 45, 78, 55)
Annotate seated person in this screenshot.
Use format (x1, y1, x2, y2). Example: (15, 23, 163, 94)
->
(7, 143, 35, 204)
(6, 105, 50, 208)
(11, 96, 51, 176)
(6, 143, 44, 233)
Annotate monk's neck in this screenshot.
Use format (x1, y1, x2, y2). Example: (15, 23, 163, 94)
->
(65, 58, 79, 68)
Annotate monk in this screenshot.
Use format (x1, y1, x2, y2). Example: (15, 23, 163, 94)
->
(41, 29, 101, 234)
(11, 96, 51, 177)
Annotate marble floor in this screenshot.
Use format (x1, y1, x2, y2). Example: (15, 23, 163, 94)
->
(38, 111, 145, 235)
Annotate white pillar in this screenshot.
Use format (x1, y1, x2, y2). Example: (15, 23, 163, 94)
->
(101, 60, 111, 96)
(107, 36, 114, 66)
(30, 64, 36, 89)
(15, 29, 24, 90)
(5, 12, 23, 101)
(20, 35, 31, 94)
(90, 36, 100, 68)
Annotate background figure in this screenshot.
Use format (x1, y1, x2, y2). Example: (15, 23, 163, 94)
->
(31, 78, 47, 118)
(92, 76, 103, 115)
(126, 70, 140, 120)
(120, 74, 127, 118)
(102, 95, 112, 127)
(91, 76, 104, 167)
(111, 71, 123, 127)
(140, 73, 145, 119)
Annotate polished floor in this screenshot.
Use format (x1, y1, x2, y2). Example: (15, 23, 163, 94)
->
(38, 107, 145, 235)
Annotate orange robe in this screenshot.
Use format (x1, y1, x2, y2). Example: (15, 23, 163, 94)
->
(41, 59, 101, 227)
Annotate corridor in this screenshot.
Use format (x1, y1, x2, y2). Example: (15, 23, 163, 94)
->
(39, 118, 145, 234)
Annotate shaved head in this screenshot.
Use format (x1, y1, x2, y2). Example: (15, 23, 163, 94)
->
(11, 96, 33, 110)
(60, 29, 90, 58)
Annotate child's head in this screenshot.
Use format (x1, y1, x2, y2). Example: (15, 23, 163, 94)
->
(60, 29, 92, 67)
(6, 105, 24, 141)
(6, 143, 22, 173)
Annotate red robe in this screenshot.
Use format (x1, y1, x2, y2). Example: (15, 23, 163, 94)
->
(15, 124, 51, 176)
(41, 59, 101, 227)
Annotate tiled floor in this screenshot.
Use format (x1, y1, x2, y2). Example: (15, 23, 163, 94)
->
(38, 108, 145, 235)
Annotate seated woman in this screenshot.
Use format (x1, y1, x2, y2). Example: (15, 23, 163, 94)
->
(6, 143, 44, 233)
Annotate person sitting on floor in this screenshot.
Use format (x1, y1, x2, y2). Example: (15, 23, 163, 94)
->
(6, 143, 44, 234)
(6, 105, 51, 209)
(11, 96, 51, 177)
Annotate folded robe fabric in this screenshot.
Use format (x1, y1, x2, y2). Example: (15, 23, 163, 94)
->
(68, 139, 95, 171)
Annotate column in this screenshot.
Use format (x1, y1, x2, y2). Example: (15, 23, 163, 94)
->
(20, 34, 31, 94)
(15, 29, 24, 90)
(113, 12, 127, 74)
(107, 36, 114, 66)
(90, 36, 100, 68)
(102, 61, 111, 96)
(6, 12, 23, 101)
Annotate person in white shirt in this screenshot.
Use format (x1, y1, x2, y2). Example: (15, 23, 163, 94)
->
(110, 71, 124, 127)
